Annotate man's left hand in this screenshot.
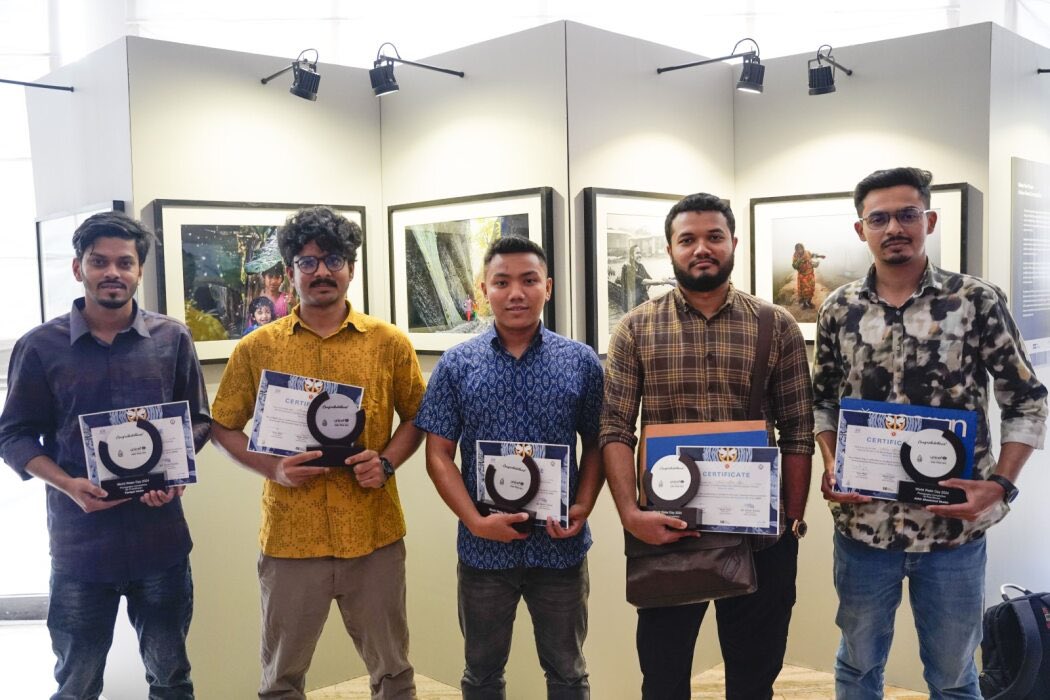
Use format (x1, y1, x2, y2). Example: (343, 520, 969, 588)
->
(925, 478, 1003, 521)
(546, 504, 589, 539)
(140, 485, 185, 508)
(346, 449, 386, 489)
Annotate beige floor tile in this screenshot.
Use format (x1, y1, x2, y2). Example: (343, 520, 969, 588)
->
(310, 663, 926, 699)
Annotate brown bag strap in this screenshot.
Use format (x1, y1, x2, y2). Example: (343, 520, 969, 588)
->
(748, 302, 775, 421)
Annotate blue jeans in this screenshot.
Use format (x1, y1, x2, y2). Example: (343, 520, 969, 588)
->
(458, 560, 589, 700)
(833, 531, 985, 700)
(47, 558, 194, 700)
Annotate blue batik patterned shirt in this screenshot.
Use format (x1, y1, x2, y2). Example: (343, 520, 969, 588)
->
(414, 324, 604, 569)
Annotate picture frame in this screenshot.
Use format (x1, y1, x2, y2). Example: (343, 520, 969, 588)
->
(750, 183, 976, 341)
(583, 188, 683, 355)
(152, 200, 367, 362)
(388, 187, 554, 354)
(36, 201, 126, 323)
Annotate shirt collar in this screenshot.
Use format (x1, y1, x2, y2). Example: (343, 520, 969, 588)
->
(860, 258, 942, 302)
(486, 321, 547, 354)
(287, 301, 361, 337)
(69, 298, 149, 346)
(672, 283, 737, 319)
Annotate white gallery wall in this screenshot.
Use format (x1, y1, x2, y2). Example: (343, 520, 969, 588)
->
(20, 18, 1050, 700)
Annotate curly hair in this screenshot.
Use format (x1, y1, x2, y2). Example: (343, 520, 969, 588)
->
(277, 206, 362, 266)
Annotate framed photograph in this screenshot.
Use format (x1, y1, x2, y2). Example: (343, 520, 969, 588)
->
(388, 188, 554, 354)
(750, 183, 974, 341)
(583, 188, 682, 355)
(36, 201, 126, 322)
(152, 200, 367, 361)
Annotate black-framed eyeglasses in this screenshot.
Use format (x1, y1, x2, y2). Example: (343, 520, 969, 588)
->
(292, 253, 346, 274)
(858, 207, 930, 231)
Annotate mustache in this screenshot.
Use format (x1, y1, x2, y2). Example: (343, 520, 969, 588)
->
(882, 237, 910, 248)
(309, 279, 338, 288)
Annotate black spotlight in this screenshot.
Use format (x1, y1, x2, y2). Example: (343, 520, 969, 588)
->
(737, 53, 765, 93)
(657, 38, 764, 95)
(261, 49, 320, 101)
(369, 42, 464, 97)
(808, 45, 853, 96)
(290, 60, 320, 101)
(369, 61, 399, 96)
(808, 61, 835, 95)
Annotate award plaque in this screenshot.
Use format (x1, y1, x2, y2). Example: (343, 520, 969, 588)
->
(476, 454, 541, 533)
(303, 390, 366, 467)
(642, 453, 703, 530)
(897, 428, 967, 505)
(96, 419, 167, 499)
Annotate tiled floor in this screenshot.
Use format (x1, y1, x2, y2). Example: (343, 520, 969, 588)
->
(307, 664, 926, 698)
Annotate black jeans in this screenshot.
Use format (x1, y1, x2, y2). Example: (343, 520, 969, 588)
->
(636, 532, 798, 700)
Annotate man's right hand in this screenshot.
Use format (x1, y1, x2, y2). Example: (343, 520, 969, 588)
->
(467, 512, 530, 543)
(624, 508, 700, 545)
(272, 450, 329, 488)
(64, 478, 128, 513)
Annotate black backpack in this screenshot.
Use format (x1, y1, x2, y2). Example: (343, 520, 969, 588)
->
(980, 584, 1050, 699)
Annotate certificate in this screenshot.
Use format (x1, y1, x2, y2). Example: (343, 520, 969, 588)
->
(248, 370, 365, 461)
(834, 398, 977, 504)
(475, 440, 570, 529)
(79, 401, 196, 499)
(676, 446, 781, 535)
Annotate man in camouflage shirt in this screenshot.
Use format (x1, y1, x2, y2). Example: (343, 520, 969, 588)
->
(813, 167, 1047, 699)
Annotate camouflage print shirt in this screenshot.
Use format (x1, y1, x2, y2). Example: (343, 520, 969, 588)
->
(813, 263, 1047, 552)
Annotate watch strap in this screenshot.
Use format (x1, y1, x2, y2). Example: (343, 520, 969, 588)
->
(987, 474, 1018, 503)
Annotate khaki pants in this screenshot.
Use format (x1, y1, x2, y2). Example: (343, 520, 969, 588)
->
(257, 540, 415, 699)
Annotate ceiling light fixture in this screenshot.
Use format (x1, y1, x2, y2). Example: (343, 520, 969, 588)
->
(261, 49, 320, 101)
(369, 43, 465, 97)
(808, 45, 853, 95)
(657, 38, 765, 94)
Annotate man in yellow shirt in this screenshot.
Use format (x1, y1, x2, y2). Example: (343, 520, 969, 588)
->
(211, 206, 426, 700)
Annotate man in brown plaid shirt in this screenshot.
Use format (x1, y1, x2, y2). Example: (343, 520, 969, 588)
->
(599, 193, 814, 700)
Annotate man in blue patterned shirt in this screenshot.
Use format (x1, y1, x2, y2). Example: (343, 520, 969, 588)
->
(814, 167, 1047, 699)
(414, 236, 604, 699)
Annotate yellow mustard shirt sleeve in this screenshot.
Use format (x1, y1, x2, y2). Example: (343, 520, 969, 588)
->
(210, 330, 262, 430)
(391, 327, 426, 422)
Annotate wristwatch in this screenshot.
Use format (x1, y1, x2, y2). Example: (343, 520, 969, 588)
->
(379, 456, 396, 481)
(986, 474, 1019, 504)
(790, 519, 808, 539)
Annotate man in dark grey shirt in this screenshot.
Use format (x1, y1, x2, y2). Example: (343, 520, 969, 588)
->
(0, 211, 210, 699)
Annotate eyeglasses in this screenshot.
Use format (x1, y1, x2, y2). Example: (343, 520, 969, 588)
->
(292, 253, 346, 274)
(858, 207, 930, 231)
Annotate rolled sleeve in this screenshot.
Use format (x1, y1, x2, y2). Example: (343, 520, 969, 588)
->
(577, 349, 604, 439)
(391, 332, 426, 424)
(599, 319, 642, 450)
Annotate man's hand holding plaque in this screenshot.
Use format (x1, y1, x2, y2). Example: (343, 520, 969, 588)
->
(474, 440, 571, 535)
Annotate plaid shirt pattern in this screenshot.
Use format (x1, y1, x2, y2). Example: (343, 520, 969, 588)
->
(600, 285, 814, 456)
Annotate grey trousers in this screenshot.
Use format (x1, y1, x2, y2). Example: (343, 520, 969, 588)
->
(257, 540, 415, 699)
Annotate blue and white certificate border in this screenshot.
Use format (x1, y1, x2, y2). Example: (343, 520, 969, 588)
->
(78, 400, 195, 486)
(834, 397, 978, 500)
(248, 370, 365, 457)
(677, 445, 781, 535)
(475, 440, 571, 528)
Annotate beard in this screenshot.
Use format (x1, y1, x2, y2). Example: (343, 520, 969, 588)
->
(673, 252, 735, 292)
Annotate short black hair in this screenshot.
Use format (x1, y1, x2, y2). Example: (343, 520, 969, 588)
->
(248, 296, 276, 316)
(482, 235, 548, 271)
(278, 206, 362, 267)
(853, 167, 933, 215)
(664, 193, 735, 242)
(72, 211, 154, 264)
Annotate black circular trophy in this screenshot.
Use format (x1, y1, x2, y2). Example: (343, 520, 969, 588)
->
(897, 428, 967, 505)
(303, 391, 365, 467)
(477, 455, 541, 533)
(642, 453, 703, 529)
(97, 419, 167, 499)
